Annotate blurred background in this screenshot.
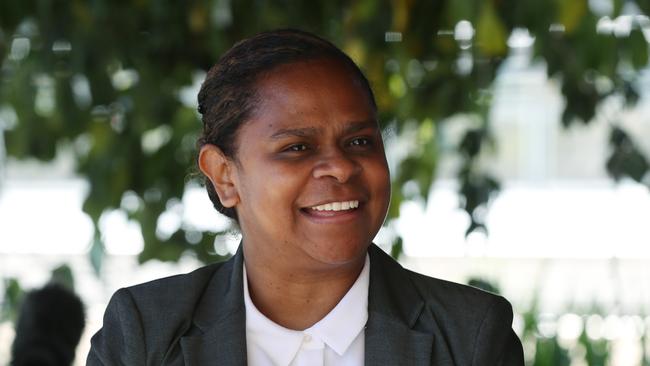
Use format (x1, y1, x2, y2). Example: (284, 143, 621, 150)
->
(1, 0, 650, 364)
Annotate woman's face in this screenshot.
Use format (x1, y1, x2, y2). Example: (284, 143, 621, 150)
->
(231, 58, 390, 270)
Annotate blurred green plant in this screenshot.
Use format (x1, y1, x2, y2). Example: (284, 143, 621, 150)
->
(49, 263, 76, 290)
(0, 278, 23, 322)
(467, 276, 650, 366)
(0, 263, 76, 323)
(1, 0, 649, 272)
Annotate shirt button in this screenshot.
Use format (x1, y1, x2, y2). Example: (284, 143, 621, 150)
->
(304, 334, 312, 342)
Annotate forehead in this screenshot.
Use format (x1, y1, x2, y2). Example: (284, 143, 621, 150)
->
(257, 57, 365, 91)
(245, 59, 376, 134)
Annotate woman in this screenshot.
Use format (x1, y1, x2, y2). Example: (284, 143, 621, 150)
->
(88, 29, 524, 365)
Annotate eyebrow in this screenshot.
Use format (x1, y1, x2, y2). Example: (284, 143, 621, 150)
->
(269, 120, 378, 140)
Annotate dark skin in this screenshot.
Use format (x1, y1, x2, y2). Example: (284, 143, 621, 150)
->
(199, 58, 391, 330)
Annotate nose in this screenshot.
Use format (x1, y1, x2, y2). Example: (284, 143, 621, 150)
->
(312, 149, 361, 183)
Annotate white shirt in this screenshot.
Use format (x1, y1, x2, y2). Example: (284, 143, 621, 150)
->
(243, 255, 370, 366)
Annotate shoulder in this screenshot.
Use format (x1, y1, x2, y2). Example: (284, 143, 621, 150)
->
(123, 261, 225, 309)
(113, 260, 231, 335)
(87, 260, 230, 365)
(406, 268, 513, 321)
(402, 267, 522, 364)
(369, 245, 512, 324)
(367, 245, 522, 364)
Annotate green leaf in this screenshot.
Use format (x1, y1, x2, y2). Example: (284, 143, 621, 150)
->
(476, 1, 508, 56)
(390, 236, 403, 260)
(50, 264, 75, 290)
(556, 0, 587, 34)
(446, 0, 475, 24)
(627, 29, 649, 69)
(387, 184, 403, 220)
(1, 278, 23, 322)
(89, 233, 104, 275)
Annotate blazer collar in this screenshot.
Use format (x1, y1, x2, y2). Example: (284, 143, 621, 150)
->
(365, 244, 435, 366)
(179, 245, 247, 366)
(179, 244, 438, 366)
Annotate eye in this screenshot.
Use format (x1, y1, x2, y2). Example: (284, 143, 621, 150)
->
(286, 144, 308, 152)
(349, 137, 372, 147)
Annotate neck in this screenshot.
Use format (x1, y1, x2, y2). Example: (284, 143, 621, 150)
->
(243, 244, 366, 330)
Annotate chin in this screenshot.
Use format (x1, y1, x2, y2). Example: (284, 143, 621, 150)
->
(308, 238, 371, 266)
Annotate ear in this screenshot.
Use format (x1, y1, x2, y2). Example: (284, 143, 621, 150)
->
(198, 145, 240, 208)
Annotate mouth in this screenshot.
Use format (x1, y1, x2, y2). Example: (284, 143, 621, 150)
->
(300, 200, 362, 220)
(309, 200, 359, 212)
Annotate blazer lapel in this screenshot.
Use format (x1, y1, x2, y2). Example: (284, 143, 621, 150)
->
(179, 311, 246, 365)
(365, 245, 435, 366)
(179, 246, 247, 366)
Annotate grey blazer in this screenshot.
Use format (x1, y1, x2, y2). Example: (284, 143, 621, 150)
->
(87, 244, 524, 365)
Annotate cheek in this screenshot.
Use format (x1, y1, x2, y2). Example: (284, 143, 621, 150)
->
(367, 160, 391, 193)
(243, 162, 306, 211)
(370, 163, 391, 217)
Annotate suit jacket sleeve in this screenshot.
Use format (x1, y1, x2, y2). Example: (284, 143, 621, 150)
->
(87, 288, 147, 365)
(472, 295, 524, 366)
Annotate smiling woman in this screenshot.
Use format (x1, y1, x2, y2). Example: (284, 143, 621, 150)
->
(87, 29, 524, 366)
(213, 59, 390, 274)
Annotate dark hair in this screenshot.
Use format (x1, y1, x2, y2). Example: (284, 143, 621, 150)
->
(197, 29, 377, 220)
(11, 284, 85, 366)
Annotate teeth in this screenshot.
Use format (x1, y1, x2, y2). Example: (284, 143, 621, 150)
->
(310, 200, 359, 211)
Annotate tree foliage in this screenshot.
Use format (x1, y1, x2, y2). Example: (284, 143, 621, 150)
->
(1, 0, 649, 272)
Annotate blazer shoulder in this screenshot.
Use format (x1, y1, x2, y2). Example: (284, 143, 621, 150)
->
(406, 268, 512, 315)
(403, 269, 521, 364)
(88, 260, 230, 365)
(125, 261, 224, 303)
(120, 260, 231, 330)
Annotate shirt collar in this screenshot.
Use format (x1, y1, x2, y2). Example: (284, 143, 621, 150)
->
(243, 255, 370, 363)
(305, 254, 369, 355)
